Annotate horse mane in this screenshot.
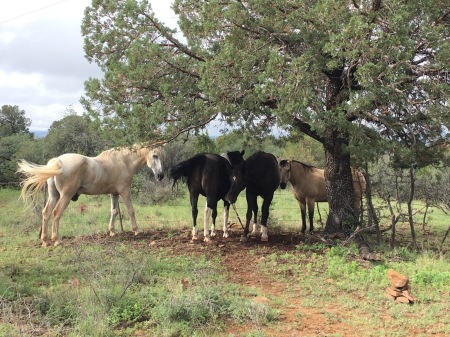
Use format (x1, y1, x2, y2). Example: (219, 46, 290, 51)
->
(281, 159, 317, 171)
(97, 144, 150, 161)
(292, 160, 316, 170)
(169, 154, 207, 185)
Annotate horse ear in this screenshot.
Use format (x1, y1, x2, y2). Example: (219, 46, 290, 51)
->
(240, 150, 245, 156)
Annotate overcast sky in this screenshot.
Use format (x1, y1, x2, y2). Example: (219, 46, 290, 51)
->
(0, 0, 178, 132)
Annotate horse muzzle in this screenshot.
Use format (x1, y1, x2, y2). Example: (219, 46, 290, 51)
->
(156, 173, 164, 181)
(225, 193, 237, 204)
(279, 182, 287, 189)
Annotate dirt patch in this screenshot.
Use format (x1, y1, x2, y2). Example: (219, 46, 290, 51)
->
(64, 227, 364, 336)
(62, 226, 448, 337)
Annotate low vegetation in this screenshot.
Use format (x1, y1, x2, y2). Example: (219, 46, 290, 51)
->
(1, 188, 449, 336)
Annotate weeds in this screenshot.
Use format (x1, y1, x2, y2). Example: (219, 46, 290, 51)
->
(2, 188, 449, 336)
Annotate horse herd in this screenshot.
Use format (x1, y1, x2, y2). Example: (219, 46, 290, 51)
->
(17, 144, 366, 247)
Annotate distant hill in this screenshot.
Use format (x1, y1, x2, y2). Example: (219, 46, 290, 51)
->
(31, 130, 48, 138)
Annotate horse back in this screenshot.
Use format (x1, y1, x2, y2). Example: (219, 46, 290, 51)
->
(170, 153, 231, 197)
(197, 154, 231, 197)
(291, 164, 327, 202)
(244, 151, 280, 195)
(55, 153, 125, 195)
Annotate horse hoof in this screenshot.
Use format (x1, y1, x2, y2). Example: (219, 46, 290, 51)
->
(210, 231, 217, 237)
(41, 241, 51, 247)
(109, 231, 116, 237)
(204, 236, 211, 243)
(134, 230, 142, 236)
(223, 233, 229, 239)
(240, 235, 248, 243)
(261, 236, 269, 242)
(53, 240, 61, 247)
(192, 235, 199, 241)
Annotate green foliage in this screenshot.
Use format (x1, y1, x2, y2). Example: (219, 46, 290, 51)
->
(0, 105, 31, 137)
(44, 110, 107, 157)
(280, 137, 325, 167)
(80, 0, 449, 235)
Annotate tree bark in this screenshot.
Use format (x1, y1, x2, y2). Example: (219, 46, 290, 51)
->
(322, 69, 358, 235)
(323, 129, 358, 234)
(364, 162, 381, 244)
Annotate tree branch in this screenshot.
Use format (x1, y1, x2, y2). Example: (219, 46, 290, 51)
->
(292, 117, 324, 143)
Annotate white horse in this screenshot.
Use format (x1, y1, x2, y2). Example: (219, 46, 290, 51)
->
(17, 144, 164, 246)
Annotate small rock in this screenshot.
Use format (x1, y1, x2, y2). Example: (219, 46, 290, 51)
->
(386, 287, 402, 297)
(395, 296, 411, 304)
(387, 269, 409, 289)
(401, 290, 417, 302)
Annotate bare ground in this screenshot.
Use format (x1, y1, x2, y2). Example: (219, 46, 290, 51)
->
(64, 226, 374, 337)
(62, 225, 447, 337)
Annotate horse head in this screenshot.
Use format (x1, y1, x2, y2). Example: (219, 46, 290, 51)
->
(279, 159, 291, 189)
(147, 146, 165, 181)
(221, 150, 245, 167)
(225, 162, 246, 204)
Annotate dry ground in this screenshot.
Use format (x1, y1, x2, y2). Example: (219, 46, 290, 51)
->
(62, 225, 434, 337)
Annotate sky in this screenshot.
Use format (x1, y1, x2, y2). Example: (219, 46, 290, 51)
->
(0, 0, 178, 132)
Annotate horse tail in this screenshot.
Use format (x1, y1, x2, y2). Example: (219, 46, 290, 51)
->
(169, 155, 205, 185)
(17, 159, 63, 203)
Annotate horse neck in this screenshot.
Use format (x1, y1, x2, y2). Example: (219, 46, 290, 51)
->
(290, 162, 312, 187)
(106, 146, 149, 173)
(131, 147, 150, 171)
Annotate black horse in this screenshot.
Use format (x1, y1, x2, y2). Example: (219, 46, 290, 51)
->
(169, 151, 245, 242)
(225, 151, 280, 242)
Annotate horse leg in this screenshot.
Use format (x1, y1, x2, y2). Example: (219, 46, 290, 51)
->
(306, 198, 315, 234)
(203, 202, 211, 242)
(204, 197, 218, 242)
(190, 193, 199, 241)
(41, 178, 59, 246)
(209, 201, 217, 238)
(260, 194, 274, 242)
(250, 200, 260, 237)
(223, 201, 230, 238)
(241, 191, 257, 242)
(210, 205, 218, 238)
(51, 195, 71, 246)
(120, 191, 140, 235)
(297, 199, 307, 234)
(108, 194, 119, 236)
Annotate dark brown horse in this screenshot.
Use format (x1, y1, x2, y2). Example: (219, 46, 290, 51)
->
(225, 151, 280, 242)
(279, 159, 366, 234)
(169, 151, 244, 242)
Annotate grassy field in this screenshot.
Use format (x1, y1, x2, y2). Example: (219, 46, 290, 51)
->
(1, 187, 449, 337)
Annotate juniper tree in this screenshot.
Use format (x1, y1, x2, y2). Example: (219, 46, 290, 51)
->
(82, 0, 449, 234)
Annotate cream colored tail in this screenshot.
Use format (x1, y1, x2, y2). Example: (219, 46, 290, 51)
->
(17, 159, 62, 203)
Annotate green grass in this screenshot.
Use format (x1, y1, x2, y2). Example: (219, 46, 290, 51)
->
(261, 244, 450, 337)
(0, 188, 280, 337)
(1, 187, 449, 336)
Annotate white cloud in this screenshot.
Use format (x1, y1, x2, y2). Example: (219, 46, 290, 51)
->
(0, 0, 178, 132)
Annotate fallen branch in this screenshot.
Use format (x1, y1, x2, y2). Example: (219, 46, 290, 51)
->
(442, 225, 450, 245)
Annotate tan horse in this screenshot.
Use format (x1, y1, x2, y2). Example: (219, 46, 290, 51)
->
(17, 145, 164, 246)
(279, 160, 366, 234)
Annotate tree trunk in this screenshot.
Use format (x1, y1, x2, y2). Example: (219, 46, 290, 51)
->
(322, 70, 358, 235)
(323, 129, 358, 234)
(407, 166, 419, 250)
(364, 162, 381, 244)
